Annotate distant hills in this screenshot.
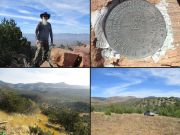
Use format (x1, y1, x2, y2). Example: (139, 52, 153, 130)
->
(92, 96, 180, 118)
(0, 80, 90, 104)
(92, 96, 138, 105)
(0, 80, 88, 90)
(23, 33, 90, 46)
(92, 96, 179, 106)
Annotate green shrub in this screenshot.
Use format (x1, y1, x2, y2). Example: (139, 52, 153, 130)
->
(92, 98, 180, 118)
(104, 109, 111, 115)
(42, 107, 90, 134)
(0, 131, 6, 135)
(0, 18, 32, 67)
(0, 88, 37, 113)
(74, 122, 90, 135)
(46, 108, 80, 132)
(29, 126, 53, 135)
(91, 106, 94, 112)
(173, 109, 180, 118)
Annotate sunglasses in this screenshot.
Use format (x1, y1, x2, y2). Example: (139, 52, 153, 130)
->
(43, 16, 48, 18)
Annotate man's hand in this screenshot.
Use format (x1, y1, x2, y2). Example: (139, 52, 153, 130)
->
(50, 42, 54, 46)
(36, 40, 39, 45)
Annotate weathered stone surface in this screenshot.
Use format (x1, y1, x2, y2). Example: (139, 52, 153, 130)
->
(50, 48, 80, 67)
(91, 46, 105, 67)
(73, 45, 90, 55)
(91, 0, 180, 67)
(148, 0, 161, 4)
(40, 61, 51, 67)
(91, 0, 112, 11)
(40, 45, 90, 67)
(73, 45, 90, 67)
(105, 0, 166, 58)
(91, 0, 161, 11)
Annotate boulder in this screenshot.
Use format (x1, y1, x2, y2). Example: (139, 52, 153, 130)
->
(73, 45, 90, 67)
(40, 61, 51, 67)
(50, 48, 81, 67)
(73, 45, 90, 55)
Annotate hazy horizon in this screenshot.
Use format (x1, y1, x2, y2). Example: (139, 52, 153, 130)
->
(0, 80, 88, 86)
(23, 33, 89, 45)
(0, 68, 90, 86)
(91, 95, 179, 98)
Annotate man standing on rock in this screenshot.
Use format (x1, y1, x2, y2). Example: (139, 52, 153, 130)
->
(33, 12, 53, 66)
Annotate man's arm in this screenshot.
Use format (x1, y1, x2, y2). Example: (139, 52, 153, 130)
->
(49, 23, 53, 44)
(35, 22, 40, 40)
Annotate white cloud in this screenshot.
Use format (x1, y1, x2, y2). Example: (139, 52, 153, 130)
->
(116, 88, 180, 98)
(149, 68, 180, 86)
(91, 86, 98, 90)
(0, 68, 90, 86)
(0, 13, 40, 21)
(92, 68, 180, 98)
(103, 80, 142, 97)
(0, 12, 76, 26)
(104, 69, 148, 81)
(18, 9, 31, 14)
(103, 68, 180, 86)
(0, 0, 89, 33)
(34, 0, 89, 15)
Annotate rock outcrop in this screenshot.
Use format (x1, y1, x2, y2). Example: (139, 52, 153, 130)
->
(73, 45, 90, 67)
(40, 44, 90, 67)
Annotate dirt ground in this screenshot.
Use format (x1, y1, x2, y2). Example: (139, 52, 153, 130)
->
(91, 112, 180, 135)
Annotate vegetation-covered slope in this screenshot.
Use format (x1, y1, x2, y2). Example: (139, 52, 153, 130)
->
(0, 88, 37, 113)
(0, 86, 90, 135)
(0, 80, 90, 112)
(92, 97, 180, 118)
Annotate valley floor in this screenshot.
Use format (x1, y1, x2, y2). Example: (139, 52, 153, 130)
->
(91, 112, 180, 135)
(0, 111, 67, 135)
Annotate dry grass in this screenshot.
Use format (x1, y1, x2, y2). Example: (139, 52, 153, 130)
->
(0, 111, 67, 135)
(91, 112, 180, 135)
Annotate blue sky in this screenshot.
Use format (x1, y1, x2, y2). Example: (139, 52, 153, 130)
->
(91, 68, 180, 98)
(0, 68, 89, 86)
(0, 0, 89, 34)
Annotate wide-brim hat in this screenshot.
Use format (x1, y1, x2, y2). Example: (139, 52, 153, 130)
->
(40, 12, 50, 19)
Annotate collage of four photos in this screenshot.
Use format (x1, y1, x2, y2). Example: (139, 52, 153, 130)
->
(0, 0, 180, 135)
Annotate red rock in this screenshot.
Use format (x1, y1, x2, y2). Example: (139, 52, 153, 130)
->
(73, 45, 90, 55)
(79, 52, 90, 67)
(91, 0, 112, 11)
(147, 0, 160, 4)
(171, 62, 180, 66)
(73, 45, 90, 67)
(40, 61, 51, 67)
(91, 46, 104, 67)
(165, 48, 180, 58)
(50, 48, 80, 67)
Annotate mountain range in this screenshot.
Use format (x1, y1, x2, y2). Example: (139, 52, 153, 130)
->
(0, 80, 88, 90)
(0, 80, 90, 104)
(92, 96, 137, 103)
(23, 33, 89, 46)
(92, 96, 180, 107)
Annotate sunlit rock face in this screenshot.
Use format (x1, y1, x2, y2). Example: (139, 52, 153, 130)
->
(41, 45, 90, 67)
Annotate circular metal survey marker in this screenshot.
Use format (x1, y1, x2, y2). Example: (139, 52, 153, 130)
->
(104, 0, 167, 59)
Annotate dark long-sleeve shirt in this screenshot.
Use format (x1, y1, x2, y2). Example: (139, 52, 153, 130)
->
(35, 22, 53, 43)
